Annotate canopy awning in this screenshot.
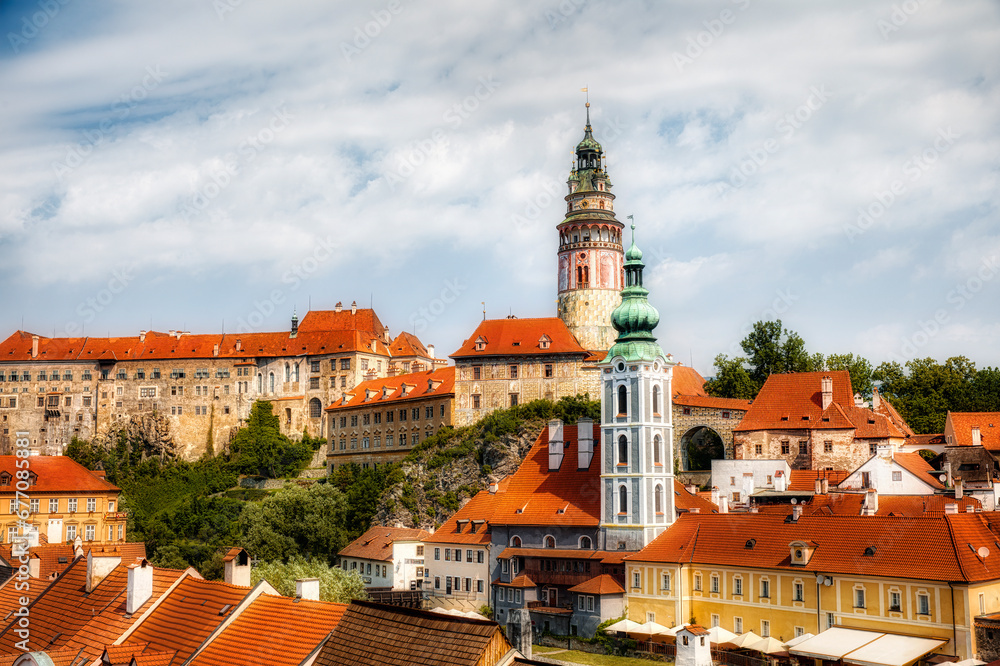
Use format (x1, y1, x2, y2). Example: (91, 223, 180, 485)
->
(790, 628, 946, 666)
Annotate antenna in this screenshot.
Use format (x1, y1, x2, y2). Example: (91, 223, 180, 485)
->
(482, 302, 486, 320)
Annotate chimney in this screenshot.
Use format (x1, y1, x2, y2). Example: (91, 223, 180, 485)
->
(236, 339, 242, 352)
(749, 505, 759, 514)
(427, 344, 435, 359)
(792, 504, 803, 520)
(351, 301, 357, 315)
(686, 484, 698, 495)
(291, 312, 299, 336)
(854, 393, 865, 408)
(31, 335, 39, 359)
(945, 461, 953, 486)
(383, 325, 390, 344)
(126, 558, 153, 614)
(718, 495, 729, 514)
(774, 471, 787, 493)
(296, 578, 320, 601)
(872, 386, 881, 410)
(821, 478, 829, 494)
(973, 427, 982, 447)
(966, 504, 976, 513)
(73, 535, 84, 559)
(955, 477, 964, 500)
(26, 525, 39, 548)
(488, 480, 499, 494)
(710, 486, 721, 507)
(139, 330, 147, 343)
(505, 608, 532, 660)
(547, 419, 564, 471)
(27, 554, 40, 579)
(224, 548, 252, 587)
(577, 417, 594, 469)
(821, 376, 833, 410)
(213, 343, 219, 357)
(689, 508, 700, 514)
(945, 503, 959, 515)
(87, 548, 122, 593)
(876, 444, 892, 460)
(335, 302, 343, 313)
(862, 489, 879, 516)
(815, 478, 823, 494)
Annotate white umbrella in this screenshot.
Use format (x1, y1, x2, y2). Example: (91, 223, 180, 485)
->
(727, 631, 763, 648)
(784, 633, 815, 648)
(666, 624, 690, 636)
(749, 636, 788, 655)
(604, 619, 644, 634)
(953, 660, 986, 666)
(629, 621, 671, 640)
(707, 626, 738, 645)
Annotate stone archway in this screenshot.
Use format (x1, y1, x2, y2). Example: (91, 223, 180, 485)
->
(680, 426, 725, 471)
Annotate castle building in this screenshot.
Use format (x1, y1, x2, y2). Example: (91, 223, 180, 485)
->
(599, 223, 677, 550)
(0, 304, 437, 460)
(556, 102, 625, 352)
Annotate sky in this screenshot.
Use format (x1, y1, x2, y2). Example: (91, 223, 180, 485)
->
(1, 0, 998, 375)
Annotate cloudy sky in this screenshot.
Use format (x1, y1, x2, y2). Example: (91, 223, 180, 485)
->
(1, 0, 998, 373)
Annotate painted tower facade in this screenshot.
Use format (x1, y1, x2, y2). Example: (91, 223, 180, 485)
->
(557, 104, 624, 352)
(599, 224, 676, 550)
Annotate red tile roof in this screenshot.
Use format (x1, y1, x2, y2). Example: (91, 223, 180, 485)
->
(326, 366, 454, 411)
(187, 593, 347, 666)
(567, 574, 625, 595)
(0, 543, 146, 582)
(673, 395, 752, 411)
(674, 480, 719, 514)
(131, 650, 178, 666)
(426, 479, 511, 546)
(672, 365, 708, 398)
(734, 371, 907, 439)
(907, 433, 947, 449)
(450, 318, 588, 358)
(339, 527, 432, 562)
(296, 308, 386, 339)
(488, 423, 601, 527)
(948, 412, 1000, 450)
(390, 331, 429, 358)
(802, 493, 981, 516)
(495, 547, 625, 564)
(495, 573, 537, 588)
(627, 513, 1000, 582)
(787, 470, 849, 492)
(0, 574, 46, 621)
(0, 456, 119, 493)
(892, 452, 945, 490)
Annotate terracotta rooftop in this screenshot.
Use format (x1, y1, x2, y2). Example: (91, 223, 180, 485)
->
(787, 469, 849, 492)
(0, 574, 45, 622)
(314, 600, 509, 666)
(327, 366, 454, 411)
(948, 412, 1000, 451)
(673, 394, 753, 411)
(892, 452, 945, 490)
(450, 318, 588, 358)
(800, 493, 982, 516)
(0, 543, 146, 582)
(187, 593, 347, 666)
(495, 547, 626, 563)
(296, 307, 386, 339)
(426, 478, 511, 546)
(567, 574, 625, 596)
(626, 512, 1000, 582)
(390, 331, 429, 358)
(339, 526, 433, 562)
(734, 371, 907, 439)
(495, 573, 537, 589)
(0, 456, 119, 494)
(674, 480, 719, 514)
(672, 365, 708, 398)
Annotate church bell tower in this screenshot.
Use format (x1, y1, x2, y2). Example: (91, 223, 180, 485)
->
(556, 103, 624, 352)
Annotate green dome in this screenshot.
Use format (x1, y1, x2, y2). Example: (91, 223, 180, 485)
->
(625, 239, 643, 262)
(603, 221, 665, 363)
(576, 135, 602, 153)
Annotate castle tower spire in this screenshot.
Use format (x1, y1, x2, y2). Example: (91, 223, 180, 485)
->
(556, 103, 624, 351)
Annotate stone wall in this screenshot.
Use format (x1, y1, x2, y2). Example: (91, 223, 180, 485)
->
(734, 428, 871, 471)
(672, 404, 747, 468)
(558, 288, 620, 352)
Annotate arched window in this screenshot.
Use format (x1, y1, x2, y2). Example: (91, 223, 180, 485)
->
(618, 435, 628, 464)
(655, 484, 663, 514)
(294, 363, 300, 382)
(652, 385, 660, 415)
(257, 373, 262, 393)
(544, 535, 556, 548)
(654, 434, 662, 465)
(579, 536, 592, 549)
(309, 398, 322, 418)
(269, 372, 275, 393)
(618, 485, 628, 515)
(284, 363, 290, 382)
(511, 536, 522, 547)
(617, 385, 627, 416)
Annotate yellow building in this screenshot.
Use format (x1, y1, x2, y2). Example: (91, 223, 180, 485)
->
(624, 512, 1000, 660)
(0, 455, 125, 545)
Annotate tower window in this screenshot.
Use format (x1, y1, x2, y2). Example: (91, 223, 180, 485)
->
(617, 385, 627, 416)
(654, 484, 663, 515)
(618, 485, 628, 515)
(652, 385, 660, 415)
(653, 434, 662, 465)
(618, 435, 628, 465)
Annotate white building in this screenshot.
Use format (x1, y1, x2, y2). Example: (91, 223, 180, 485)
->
(337, 526, 431, 590)
(838, 446, 944, 495)
(711, 459, 793, 506)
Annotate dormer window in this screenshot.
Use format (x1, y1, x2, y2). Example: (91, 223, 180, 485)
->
(0, 472, 10, 487)
(789, 540, 816, 565)
(474, 336, 487, 352)
(538, 335, 551, 350)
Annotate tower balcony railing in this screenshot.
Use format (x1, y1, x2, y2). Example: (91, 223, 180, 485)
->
(558, 240, 622, 252)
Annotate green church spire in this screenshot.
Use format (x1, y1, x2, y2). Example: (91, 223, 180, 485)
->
(604, 217, 665, 363)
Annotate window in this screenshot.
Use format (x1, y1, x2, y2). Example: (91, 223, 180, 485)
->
(445, 549, 451, 561)
(579, 535, 592, 549)
(795, 627, 805, 638)
(434, 576, 441, 590)
(760, 579, 770, 598)
(654, 484, 663, 514)
(618, 435, 628, 464)
(501, 560, 509, 574)
(761, 620, 770, 637)
(68, 498, 77, 513)
(544, 536, 555, 548)
(477, 550, 484, 563)
(108, 500, 114, 512)
(472, 366, 481, 380)
(49, 498, 58, 513)
(755, 444, 763, 455)
(889, 590, 901, 611)
(617, 385, 627, 415)
(710, 574, 719, 593)
(694, 574, 702, 591)
(350, 415, 358, 427)
(855, 587, 866, 608)
(734, 617, 743, 634)
(618, 485, 628, 515)
(66, 525, 77, 541)
(981, 593, 987, 615)
(467, 549, 473, 562)
(400, 433, 407, 446)
(87, 498, 96, 512)
(29, 498, 38, 514)
(653, 435, 662, 465)
(918, 593, 930, 615)
(722, 411, 731, 419)
(892, 471, 902, 481)
(477, 579, 484, 593)
(824, 440, 833, 453)
(544, 364, 553, 378)
(711, 614, 720, 627)
(509, 393, 518, 407)
(652, 385, 660, 414)
(472, 395, 481, 409)
(509, 365, 518, 379)
(340, 359, 350, 370)
(781, 441, 790, 454)
(425, 406, 433, 419)
(800, 440, 809, 454)
(434, 548, 440, 561)
(794, 582, 804, 602)
(85, 524, 95, 541)
(399, 409, 406, 421)
(661, 573, 671, 591)
(632, 572, 641, 589)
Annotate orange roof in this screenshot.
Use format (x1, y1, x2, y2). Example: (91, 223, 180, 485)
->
(296, 307, 385, 338)
(674, 394, 752, 411)
(426, 480, 512, 546)
(0, 574, 46, 620)
(495, 573, 537, 589)
(0, 542, 146, 582)
(787, 469, 849, 492)
(339, 526, 432, 562)
(187, 593, 347, 666)
(131, 650, 179, 666)
(627, 513, 1000, 582)
(907, 433, 947, 448)
(672, 365, 708, 397)
(450, 318, 588, 358)
(326, 366, 454, 412)
(496, 547, 624, 563)
(801, 493, 981, 516)
(567, 574, 625, 595)
(0, 456, 119, 493)
(683, 625, 711, 636)
(734, 371, 907, 439)
(892, 452, 945, 490)
(674, 480, 719, 514)
(120, 575, 251, 663)
(389, 331, 429, 358)
(948, 412, 1000, 451)
(488, 423, 600, 527)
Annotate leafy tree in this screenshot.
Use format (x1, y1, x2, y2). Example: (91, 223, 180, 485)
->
(704, 354, 756, 399)
(874, 356, 981, 434)
(238, 482, 350, 564)
(741, 320, 822, 387)
(152, 544, 189, 569)
(827, 353, 874, 398)
(251, 556, 368, 603)
(330, 464, 404, 542)
(229, 402, 286, 476)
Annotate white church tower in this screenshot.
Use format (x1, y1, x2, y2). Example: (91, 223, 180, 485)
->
(599, 220, 676, 550)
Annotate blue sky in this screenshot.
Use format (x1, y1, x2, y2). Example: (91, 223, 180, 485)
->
(1, 0, 998, 372)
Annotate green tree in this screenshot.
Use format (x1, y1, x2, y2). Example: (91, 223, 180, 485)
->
(827, 353, 874, 398)
(704, 354, 757, 399)
(229, 401, 285, 476)
(238, 482, 350, 564)
(251, 556, 368, 603)
(741, 320, 821, 388)
(874, 356, 979, 434)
